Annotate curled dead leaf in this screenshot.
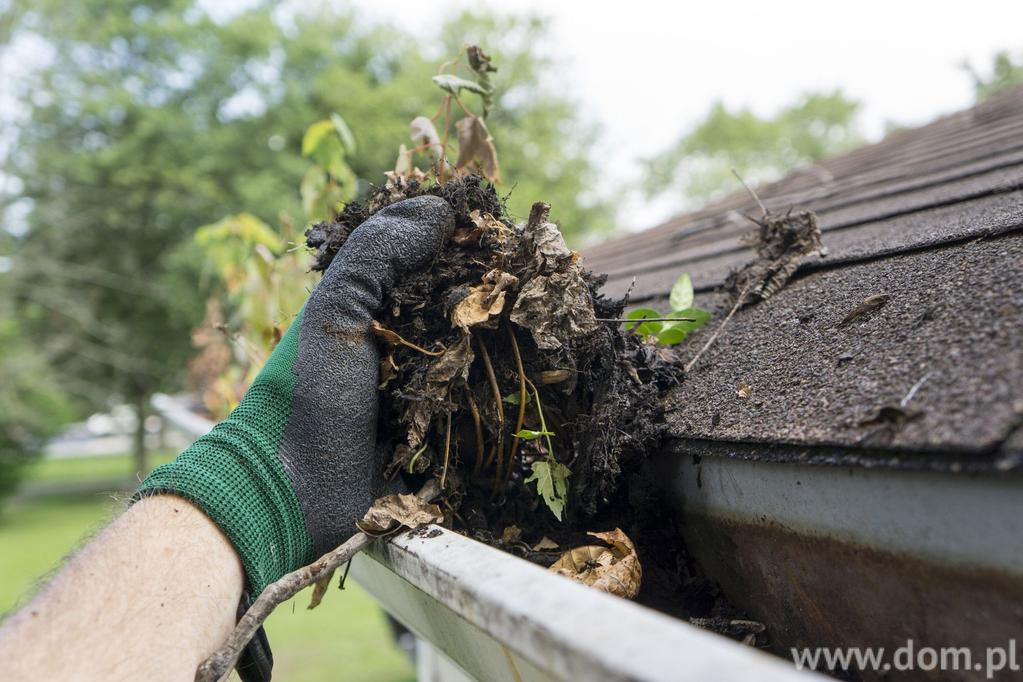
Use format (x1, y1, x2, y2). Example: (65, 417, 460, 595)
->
(549, 528, 641, 599)
(533, 536, 559, 551)
(410, 116, 444, 163)
(455, 115, 500, 182)
(451, 269, 519, 330)
(307, 569, 334, 610)
(356, 493, 444, 537)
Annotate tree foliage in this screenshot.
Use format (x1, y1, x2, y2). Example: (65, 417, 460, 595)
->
(1, 1, 611, 455)
(644, 90, 862, 204)
(966, 50, 1023, 102)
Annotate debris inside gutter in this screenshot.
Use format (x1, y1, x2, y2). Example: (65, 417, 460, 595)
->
(307, 174, 818, 644)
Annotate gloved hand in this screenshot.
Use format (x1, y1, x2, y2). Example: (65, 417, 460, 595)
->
(137, 196, 454, 677)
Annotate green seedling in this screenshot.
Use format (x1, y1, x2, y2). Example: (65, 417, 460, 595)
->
(624, 272, 711, 346)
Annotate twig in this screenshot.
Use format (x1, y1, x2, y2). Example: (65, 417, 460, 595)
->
(195, 533, 372, 682)
(684, 286, 751, 374)
(465, 387, 485, 476)
(196, 482, 441, 682)
(732, 169, 767, 217)
(900, 372, 931, 408)
(595, 317, 699, 323)
(503, 326, 528, 488)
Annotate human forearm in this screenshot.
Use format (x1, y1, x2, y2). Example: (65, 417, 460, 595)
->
(0, 495, 243, 682)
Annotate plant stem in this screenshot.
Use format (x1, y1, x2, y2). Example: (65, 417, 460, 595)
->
(465, 386, 485, 476)
(504, 326, 528, 489)
(406, 441, 429, 474)
(475, 334, 504, 428)
(525, 378, 555, 462)
(440, 403, 453, 490)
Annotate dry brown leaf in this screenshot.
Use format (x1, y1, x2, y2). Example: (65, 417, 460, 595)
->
(510, 270, 598, 350)
(356, 493, 444, 536)
(452, 286, 506, 329)
(533, 536, 559, 551)
(737, 382, 752, 400)
(455, 115, 500, 182)
(378, 353, 398, 389)
(540, 369, 572, 385)
(549, 528, 642, 599)
(307, 569, 334, 610)
(501, 525, 522, 543)
(410, 116, 444, 164)
(451, 269, 518, 330)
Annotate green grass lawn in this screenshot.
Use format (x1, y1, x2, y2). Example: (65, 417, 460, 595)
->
(0, 456, 414, 682)
(23, 451, 177, 486)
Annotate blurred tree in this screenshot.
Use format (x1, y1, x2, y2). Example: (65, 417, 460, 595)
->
(2, 1, 608, 473)
(644, 90, 862, 205)
(965, 50, 1023, 102)
(0, 274, 75, 506)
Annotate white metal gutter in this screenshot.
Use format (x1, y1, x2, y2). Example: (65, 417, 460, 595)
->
(351, 525, 821, 682)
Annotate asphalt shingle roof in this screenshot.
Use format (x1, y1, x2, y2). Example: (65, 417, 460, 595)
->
(585, 88, 1023, 471)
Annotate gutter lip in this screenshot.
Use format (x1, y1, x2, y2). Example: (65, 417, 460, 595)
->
(353, 524, 822, 682)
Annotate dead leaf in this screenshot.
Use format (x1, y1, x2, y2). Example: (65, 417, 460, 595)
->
(410, 116, 444, 163)
(726, 210, 822, 305)
(307, 569, 334, 610)
(403, 335, 475, 447)
(393, 144, 412, 177)
(452, 286, 504, 329)
(737, 382, 752, 399)
(501, 525, 522, 543)
(540, 369, 572, 385)
(533, 536, 559, 551)
(510, 270, 598, 350)
(356, 493, 444, 536)
(451, 270, 518, 330)
(549, 528, 642, 599)
(454, 115, 500, 182)
(378, 352, 398, 389)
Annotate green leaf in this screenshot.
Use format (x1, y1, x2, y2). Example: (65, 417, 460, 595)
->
(624, 307, 663, 337)
(302, 119, 335, 157)
(669, 273, 694, 312)
(514, 428, 555, 441)
(503, 392, 532, 406)
(330, 113, 356, 155)
(656, 327, 687, 346)
(525, 459, 571, 520)
(663, 307, 712, 335)
(432, 74, 489, 97)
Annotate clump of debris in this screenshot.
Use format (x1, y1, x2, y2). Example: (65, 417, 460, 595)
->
(308, 176, 679, 544)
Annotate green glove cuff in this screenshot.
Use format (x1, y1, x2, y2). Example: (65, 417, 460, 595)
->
(136, 309, 313, 595)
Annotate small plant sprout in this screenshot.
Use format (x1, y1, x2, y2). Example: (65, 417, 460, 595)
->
(623, 272, 711, 346)
(520, 380, 570, 520)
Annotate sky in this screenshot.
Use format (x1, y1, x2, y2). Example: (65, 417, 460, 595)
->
(6, 0, 1023, 233)
(344, 0, 1023, 230)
